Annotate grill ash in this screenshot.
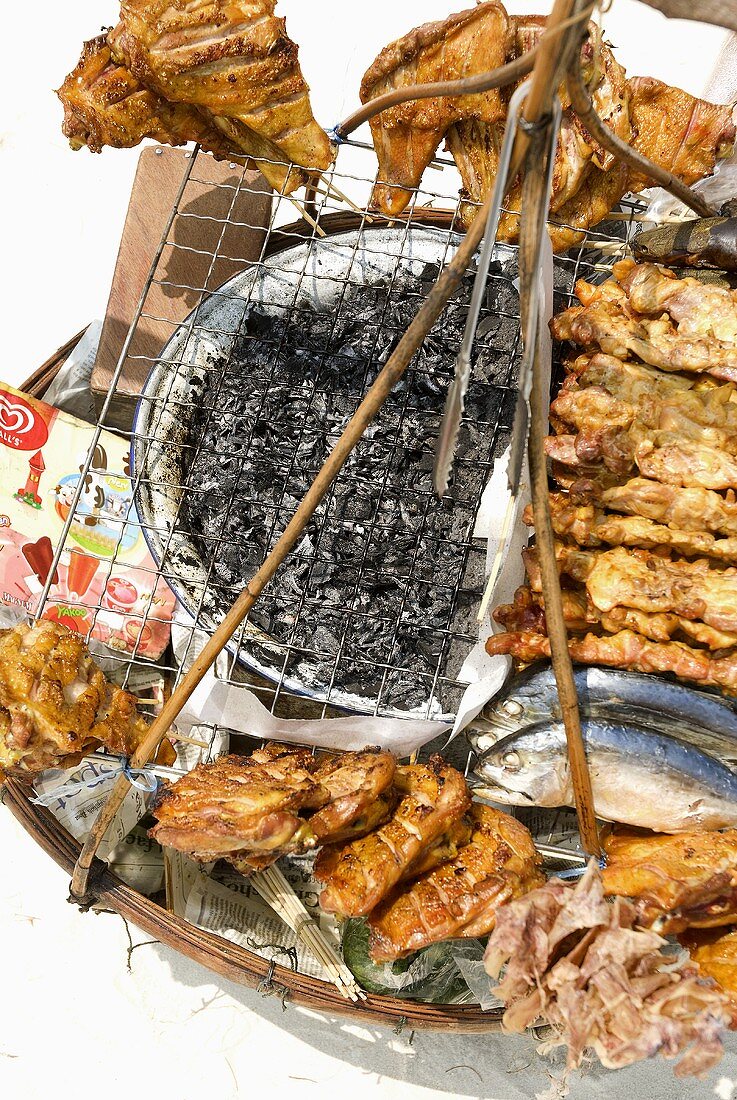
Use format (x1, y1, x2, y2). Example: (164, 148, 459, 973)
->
(180, 260, 520, 715)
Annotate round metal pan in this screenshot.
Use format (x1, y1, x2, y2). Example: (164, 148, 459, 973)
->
(131, 225, 513, 717)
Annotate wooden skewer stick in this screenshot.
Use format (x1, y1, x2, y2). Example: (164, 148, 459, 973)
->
(314, 179, 377, 224)
(69, 0, 598, 902)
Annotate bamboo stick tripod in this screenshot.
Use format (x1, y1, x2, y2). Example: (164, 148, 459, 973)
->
(69, 0, 729, 902)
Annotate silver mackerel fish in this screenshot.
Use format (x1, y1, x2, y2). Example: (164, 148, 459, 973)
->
(473, 718, 737, 833)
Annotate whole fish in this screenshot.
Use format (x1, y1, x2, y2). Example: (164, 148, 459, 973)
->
(471, 665, 737, 764)
(633, 212, 737, 272)
(473, 719, 737, 833)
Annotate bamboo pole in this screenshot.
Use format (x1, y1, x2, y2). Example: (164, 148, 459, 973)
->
(515, 1, 602, 858)
(566, 61, 715, 218)
(69, 0, 598, 902)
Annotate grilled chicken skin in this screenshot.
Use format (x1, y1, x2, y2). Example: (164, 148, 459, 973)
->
(314, 757, 471, 917)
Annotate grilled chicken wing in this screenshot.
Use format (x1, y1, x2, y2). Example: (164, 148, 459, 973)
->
(314, 757, 471, 917)
(603, 829, 737, 933)
(113, 1, 332, 189)
(367, 804, 543, 961)
(0, 621, 174, 780)
(58, 34, 233, 157)
(360, 2, 511, 217)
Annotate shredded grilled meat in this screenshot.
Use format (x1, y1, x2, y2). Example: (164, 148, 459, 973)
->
(485, 862, 730, 1079)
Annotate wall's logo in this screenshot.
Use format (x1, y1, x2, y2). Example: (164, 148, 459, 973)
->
(0, 391, 49, 450)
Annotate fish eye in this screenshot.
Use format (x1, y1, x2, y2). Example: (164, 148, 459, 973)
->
(501, 750, 521, 771)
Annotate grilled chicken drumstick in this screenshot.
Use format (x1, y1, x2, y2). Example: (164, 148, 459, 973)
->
(0, 620, 175, 780)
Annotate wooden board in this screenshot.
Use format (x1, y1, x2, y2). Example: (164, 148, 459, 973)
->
(92, 146, 273, 431)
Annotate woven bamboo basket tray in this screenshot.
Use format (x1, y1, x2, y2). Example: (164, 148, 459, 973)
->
(4, 296, 505, 1034)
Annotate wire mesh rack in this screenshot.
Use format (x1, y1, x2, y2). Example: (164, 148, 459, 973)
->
(8, 133, 649, 1019)
(31, 136, 645, 763)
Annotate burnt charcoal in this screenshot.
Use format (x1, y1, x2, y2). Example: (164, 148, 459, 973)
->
(180, 261, 520, 712)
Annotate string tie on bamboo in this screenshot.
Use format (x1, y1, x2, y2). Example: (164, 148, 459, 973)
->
(32, 756, 160, 808)
(556, 857, 607, 881)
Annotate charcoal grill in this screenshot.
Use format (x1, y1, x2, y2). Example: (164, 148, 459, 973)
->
(11, 133, 644, 1022)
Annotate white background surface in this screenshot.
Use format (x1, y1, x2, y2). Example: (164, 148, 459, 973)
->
(3, 3, 737, 1098)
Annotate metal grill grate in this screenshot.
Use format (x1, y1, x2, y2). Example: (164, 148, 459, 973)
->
(35, 137, 645, 762)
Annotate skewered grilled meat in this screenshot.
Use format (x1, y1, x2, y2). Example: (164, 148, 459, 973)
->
(59, 1, 332, 193)
(495, 581, 737, 650)
(367, 803, 543, 961)
(552, 262, 737, 382)
(58, 34, 233, 157)
(603, 829, 737, 934)
(150, 745, 396, 868)
(533, 495, 737, 565)
(0, 620, 175, 780)
(360, 2, 511, 218)
(486, 628, 737, 695)
(362, 9, 734, 247)
(599, 478, 737, 539)
(314, 757, 470, 917)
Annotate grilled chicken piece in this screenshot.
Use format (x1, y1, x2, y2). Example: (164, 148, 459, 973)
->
(535, 495, 737, 567)
(110, 1, 332, 191)
(552, 378, 737, 442)
(584, 547, 737, 636)
(546, 428, 737, 490)
(569, 352, 705, 398)
(360, 2, 511, 217)
(552, 263, 737, 382)
(627, 76, 736, 193)
(0, 621, 174, 780)
(400, 813, 474, 880)
(600, 478, 737, 539)
(680, 927, 737, 1027)
(303, 748, 397, 845)
(314, 757, 471, 917)
(57, 34, 233, 157)
(603, 829, 737, 934)
(151, 745, 397, 869)
(452, 19, 631, 236)
(367, 804, 543, 962)
(496, 577, 737, 650)
(486, 628, 737, 695)
(150, 748, 322, 861)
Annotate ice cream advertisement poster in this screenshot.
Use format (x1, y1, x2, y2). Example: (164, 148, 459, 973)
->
(0, 383, 175, 658)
